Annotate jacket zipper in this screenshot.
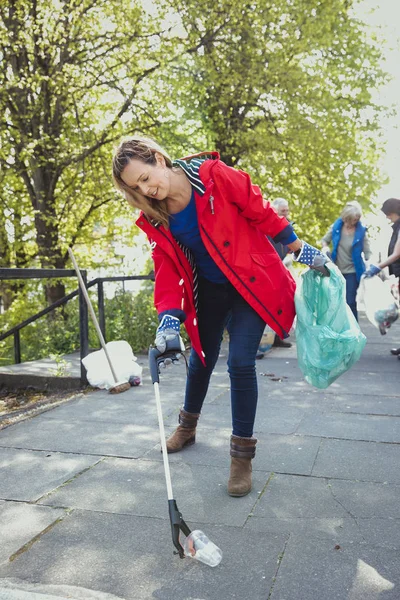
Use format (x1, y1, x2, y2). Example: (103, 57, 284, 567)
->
(200, 224, 288, 337)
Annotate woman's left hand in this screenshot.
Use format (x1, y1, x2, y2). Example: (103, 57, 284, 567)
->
(293, 241, 330, 276)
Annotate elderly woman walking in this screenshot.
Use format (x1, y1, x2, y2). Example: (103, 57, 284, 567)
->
(321, 201, 371, 321)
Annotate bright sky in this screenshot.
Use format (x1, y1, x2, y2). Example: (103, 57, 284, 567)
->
(356, 0, 400, 199)
(353, 0, 400, 255)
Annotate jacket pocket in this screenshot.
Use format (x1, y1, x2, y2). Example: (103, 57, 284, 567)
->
(250, 252, 282, 291)
(250, 252, 281, 267)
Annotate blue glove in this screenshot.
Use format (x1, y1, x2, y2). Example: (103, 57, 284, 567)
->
(364, 264, 381, 278)
(294, 242, 330, 276)
(155, 315, 185, 354)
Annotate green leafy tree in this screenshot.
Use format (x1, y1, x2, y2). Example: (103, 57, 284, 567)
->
(171, 0, 388, 241)
(0, 0, 191, 304)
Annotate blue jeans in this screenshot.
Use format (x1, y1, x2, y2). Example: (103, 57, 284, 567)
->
(184, 278, 266, 437)
(343, 272, 359, 321)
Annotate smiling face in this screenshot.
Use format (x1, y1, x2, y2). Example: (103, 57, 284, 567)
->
(120, 152, 170, 201)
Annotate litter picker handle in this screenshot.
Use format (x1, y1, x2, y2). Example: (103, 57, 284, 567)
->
(68, 247, 118, 384)
(149, 336, 183, 384)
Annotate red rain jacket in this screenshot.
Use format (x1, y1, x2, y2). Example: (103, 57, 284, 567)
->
(136, 153, 296, 364)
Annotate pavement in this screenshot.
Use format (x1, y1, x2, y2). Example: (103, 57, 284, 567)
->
(0, 315, 399, 600)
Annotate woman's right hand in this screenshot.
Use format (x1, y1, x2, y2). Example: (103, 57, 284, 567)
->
(155, 315, 185, 354)
(364, 264, 381, 278)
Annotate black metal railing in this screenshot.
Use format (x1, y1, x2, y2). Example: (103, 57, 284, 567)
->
(0, 269, 154, 385)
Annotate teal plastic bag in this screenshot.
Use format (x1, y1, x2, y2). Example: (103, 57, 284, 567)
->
(295, 263, 366, 389)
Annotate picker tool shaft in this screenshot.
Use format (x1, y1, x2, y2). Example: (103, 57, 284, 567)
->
(149, 343, 192, 558)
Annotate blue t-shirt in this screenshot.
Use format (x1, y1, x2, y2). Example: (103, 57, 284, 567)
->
(169, 190, 227, 283)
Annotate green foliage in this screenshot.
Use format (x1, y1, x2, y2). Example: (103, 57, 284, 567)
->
(0, 0, 186, 299)
(165, 0, 389, 243)
(0, 280, 191, 365)
(104, 283, 159, 354)
(0, 282, 82, 364)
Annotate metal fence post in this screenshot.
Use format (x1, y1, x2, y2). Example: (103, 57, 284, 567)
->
(79, 271, 89, 386)
(14, 330, 21, 364)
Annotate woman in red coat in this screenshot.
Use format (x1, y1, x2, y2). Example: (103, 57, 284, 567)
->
(112, 137, 327, 497)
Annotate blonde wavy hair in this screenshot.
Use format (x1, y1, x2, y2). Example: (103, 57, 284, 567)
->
(341, 201, 362, 224)
(112, 137, 173, 228)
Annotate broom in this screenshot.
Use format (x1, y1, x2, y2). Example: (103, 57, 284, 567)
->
(68, 248, 131, 394)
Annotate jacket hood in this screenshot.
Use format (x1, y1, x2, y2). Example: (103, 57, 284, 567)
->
(179, 151, 220, 162)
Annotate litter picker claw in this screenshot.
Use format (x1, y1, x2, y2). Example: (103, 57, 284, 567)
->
(148, 339, 222, 566)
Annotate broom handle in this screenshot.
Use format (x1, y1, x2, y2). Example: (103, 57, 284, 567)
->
(68, 248, 118, 384)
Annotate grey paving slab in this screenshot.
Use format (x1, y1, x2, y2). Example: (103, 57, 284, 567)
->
(356, 518, 400, 550)
(312, 438, 400, 483)
(146, 429, 321, 476)
(0, 579, 125, 600)
(0, 510, 288, 600)
(309, 371, 400, 397)
(270, 536, 400, 600)
(0, 502, 65, 564)
(197, 401, 307, 435)
(0, 448, 101, 502)
(329, 479, 400, 518)
(297, 411, 400, 443)
(144, 426, 231, 468)
(321, 393, 400, 416)
(257, 384, 320, 408)
(144, 364, 230, 406)
(360, 340, 400, 354)
(252, 474, 349, 519)
(37, 388, 177, 425)
(38, 457, 269, 527)
(250, 432, 322, 476)
(349, 353, 400, 373)
(244, 516, 364, 544)
(0, 418, 160, 458)
(0, 316, 399, 598)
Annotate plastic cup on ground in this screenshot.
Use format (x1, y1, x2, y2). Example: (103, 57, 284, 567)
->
(183, 530, 222, 567)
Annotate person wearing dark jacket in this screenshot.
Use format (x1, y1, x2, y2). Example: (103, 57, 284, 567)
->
(364, 198, 400, 357)
(112, 137, 328, 497)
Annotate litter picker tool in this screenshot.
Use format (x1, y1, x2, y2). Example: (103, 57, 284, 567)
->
(149, 340, 222, 566)
(68, 247, 130, 394)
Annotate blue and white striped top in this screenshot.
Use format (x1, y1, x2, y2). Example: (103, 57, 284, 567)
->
(173, 158, 206, 196)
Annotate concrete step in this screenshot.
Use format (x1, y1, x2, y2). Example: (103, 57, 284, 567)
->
(0, 352, 82, 391)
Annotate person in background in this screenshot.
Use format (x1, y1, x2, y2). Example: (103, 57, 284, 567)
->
(321, 201, 371, 321)
(256, 198, 293, 359)
(364, 198, 400, 358)
(112, 137, 328, 497)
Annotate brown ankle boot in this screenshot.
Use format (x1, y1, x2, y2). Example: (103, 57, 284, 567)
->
(165, 409, 200, 453)
(227, 435, 257, 497)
